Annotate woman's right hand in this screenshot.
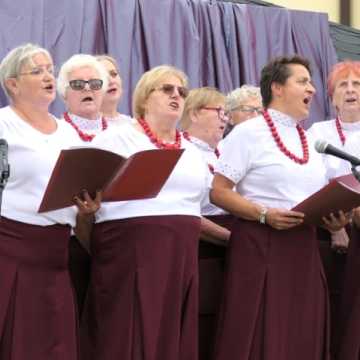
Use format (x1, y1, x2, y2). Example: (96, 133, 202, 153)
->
(265, 208, 304, 230)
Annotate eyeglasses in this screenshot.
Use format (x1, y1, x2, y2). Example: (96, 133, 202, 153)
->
(19, 66, 56, 77)
(234, 105, 263, 114)
(109, 70, 119, 78)
(68, 79, 103, 91)
(202, 106, 228, 121)
(152, 84, 189, 99)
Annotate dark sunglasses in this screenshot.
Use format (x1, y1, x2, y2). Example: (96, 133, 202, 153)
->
(69, 79, 103, 91)
(153, 84, 189, 99)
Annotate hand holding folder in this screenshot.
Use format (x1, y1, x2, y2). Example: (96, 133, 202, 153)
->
(38, 147, 184, 213)
(292, 174, 360, 226)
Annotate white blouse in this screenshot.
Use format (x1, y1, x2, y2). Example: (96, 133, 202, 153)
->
(308, 118, 360, 178)
(215, 109, 328, 210)
(92, 123, 208, 222)
(188, 136, 227, 216)
(0, 106, 82, 226)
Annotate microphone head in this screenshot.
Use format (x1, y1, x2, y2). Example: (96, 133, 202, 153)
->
(0, 139, 8, 148)
(314, 139, 328, 153)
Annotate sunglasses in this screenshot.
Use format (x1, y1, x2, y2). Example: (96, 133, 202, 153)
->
(152, 84, 189, 99)
(68, 79, 103, 91)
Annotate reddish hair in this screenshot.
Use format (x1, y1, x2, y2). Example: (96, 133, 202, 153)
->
(327, 61, 360, 98)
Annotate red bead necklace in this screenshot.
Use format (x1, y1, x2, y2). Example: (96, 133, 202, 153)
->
(335, 116, 346, 146)
(137, 117, 181, 149)
(262, 110, 309, 165)
(182, 131, 220, 174)
(63, 112, 107, 142)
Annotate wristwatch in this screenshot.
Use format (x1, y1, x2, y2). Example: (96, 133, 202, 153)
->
(259, 207, 268, 224)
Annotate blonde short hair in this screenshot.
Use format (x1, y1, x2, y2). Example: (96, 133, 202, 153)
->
(225, 85, 261, 112)
(179, 87, 225, 130)
(132, 65, 188, 119)
(0, 43, 52, 99)
(96, 54, 121, 76)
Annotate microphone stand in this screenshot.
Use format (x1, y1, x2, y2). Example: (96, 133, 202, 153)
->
(0, 162, 10, 216)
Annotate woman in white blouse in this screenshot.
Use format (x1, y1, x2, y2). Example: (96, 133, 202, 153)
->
(179, 87, 234, 360)
(0, 43, 87, 359)
(210, 55, 345, 360)
(84, 65, 208, 360)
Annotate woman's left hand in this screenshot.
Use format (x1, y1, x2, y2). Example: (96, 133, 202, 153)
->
(322, 210, 352, 233)
(74, 189, 102, 218)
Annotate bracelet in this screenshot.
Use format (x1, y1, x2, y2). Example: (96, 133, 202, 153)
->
(259, 207, 268, 224)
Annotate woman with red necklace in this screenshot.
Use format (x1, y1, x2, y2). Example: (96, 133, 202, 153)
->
(179, 87, 234, 360)
(210, 55, 347, 360)
(83, 65, 208, 360)
(56, 54, 110, 319)
(307, 61, 360, 355)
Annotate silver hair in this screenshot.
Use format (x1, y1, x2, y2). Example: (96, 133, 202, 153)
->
(57, 54, 109, 98)
(0, 43, 52, 99)
(225, 85, 262, 112)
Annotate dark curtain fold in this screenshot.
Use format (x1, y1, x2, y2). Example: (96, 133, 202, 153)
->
(0, 0, 338, 126)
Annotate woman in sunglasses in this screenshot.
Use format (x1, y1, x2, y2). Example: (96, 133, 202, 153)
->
(82, 65, 208, 360)
(57, 54, 110, 319)
(179, 87, 234, 360)
(0, 43, 88, 359)
(224, 84, 262, 135)
(96, 55, 133, 125)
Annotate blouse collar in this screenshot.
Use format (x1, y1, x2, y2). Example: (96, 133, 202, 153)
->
(68, 113, 102, 131)
(340, 119, 360, 131)
(267, 108, 298, 128)
(187, 135, 216, 152)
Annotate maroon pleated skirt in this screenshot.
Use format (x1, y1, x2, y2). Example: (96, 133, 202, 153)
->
(198, 215, 235, 360)
(336, 225, 360, 360)
(212, 219, 330, 360)
(0, 217, 78, 360)
(82, 215, 201, 360)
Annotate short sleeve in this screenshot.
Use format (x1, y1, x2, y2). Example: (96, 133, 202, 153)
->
(215, 124, 252, 184)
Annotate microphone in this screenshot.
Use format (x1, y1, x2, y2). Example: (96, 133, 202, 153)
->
(0, 139, 10, 186)
(314, 139, 360, 166)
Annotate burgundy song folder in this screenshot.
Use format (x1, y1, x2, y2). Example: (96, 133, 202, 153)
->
(292, 174, 360, 226)
(38, 147, 184, 213)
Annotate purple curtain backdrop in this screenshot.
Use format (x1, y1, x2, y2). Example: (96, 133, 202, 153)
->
(0, 0, 338, 127)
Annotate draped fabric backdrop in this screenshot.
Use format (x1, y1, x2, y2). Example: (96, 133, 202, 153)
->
(0, 0, 338, 128)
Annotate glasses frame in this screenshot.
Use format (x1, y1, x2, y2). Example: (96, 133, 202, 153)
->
(68, 79, 104, 91)
(233, 105, 263, 114)
(202, 106, 228, 121)
(152, 83, 189, 99)
(18, 66, 57, 77)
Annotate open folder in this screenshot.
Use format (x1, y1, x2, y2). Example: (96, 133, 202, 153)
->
(292, 174, 360, 226)
(38, 147, 184, 213)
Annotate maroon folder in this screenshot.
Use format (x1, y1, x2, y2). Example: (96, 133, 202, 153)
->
(38, 147, 184, 213)
(292, 174, 360, 226)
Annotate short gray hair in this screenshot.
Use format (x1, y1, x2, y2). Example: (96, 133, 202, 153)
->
(57, 54, 109, 98)
(0, 43, 52, 99)
(225, 85, 261, 112)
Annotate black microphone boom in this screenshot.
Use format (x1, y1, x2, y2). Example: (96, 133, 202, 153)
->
(314, 139, 360, 166)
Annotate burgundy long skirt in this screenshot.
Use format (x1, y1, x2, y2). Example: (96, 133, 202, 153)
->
(212, 219, 330, 360)
(199, 215, 235, 360)
(0, 217, 78, 360)
(336, 225, 360, 360)
(83, 215, 201, 360)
